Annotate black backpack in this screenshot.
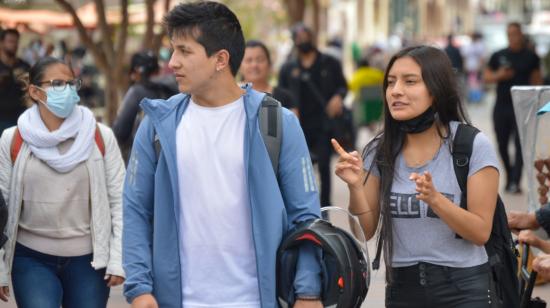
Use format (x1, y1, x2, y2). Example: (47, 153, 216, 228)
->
(452, 123, 519, 308)
(372, 123, 520, 308)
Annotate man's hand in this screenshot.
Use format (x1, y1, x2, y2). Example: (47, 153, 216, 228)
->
(496, 67, 514, 81)
(294, 299, 323, 308)
(508, 211, 539, 230)
(131, 294, 158, 308)
(326, 95, 343, 118)
(0, 286, 9, 302)
(533, 253, 550, 280)
(518, 230, 542, 248)
(105, 274, 125, 287)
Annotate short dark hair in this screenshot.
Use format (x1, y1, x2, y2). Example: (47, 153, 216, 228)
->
(163, 1, 245, 76)
(29, 57, 68, 86)
(290, 23, 314, 42)
(245, 40, 271, 65)
(508, 22, 522, 33)
(0, 28, 19, 41)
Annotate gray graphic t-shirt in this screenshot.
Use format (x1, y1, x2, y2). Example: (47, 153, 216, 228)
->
(364, 122, 500, 268)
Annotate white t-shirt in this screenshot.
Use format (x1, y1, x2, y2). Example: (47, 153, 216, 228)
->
(176, 97, 261, 308)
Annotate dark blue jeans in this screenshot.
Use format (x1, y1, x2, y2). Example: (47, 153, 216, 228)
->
(11, 243, 110, 308)
(386, 262, 492, 308)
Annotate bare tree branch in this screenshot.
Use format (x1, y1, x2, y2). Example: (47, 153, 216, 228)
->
(94, 0, 115, 61)
(143, 0, 156, 50)
(54, 0, 108, 72)
(312, 0, 320, 41)
(152, 0, 171, 55)
(283, 0, 305, 25)
(115, 0, 129, 77)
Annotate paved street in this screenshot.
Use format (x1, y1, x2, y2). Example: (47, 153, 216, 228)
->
(3, 92, 550, 308)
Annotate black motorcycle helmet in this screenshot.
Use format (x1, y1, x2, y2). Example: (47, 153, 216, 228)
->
(277, 219, 369, 308)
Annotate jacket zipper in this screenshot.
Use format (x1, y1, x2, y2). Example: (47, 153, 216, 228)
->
(245, 98, 264, 307)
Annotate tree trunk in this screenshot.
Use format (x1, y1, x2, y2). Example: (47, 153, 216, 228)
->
(284, 0, 306, 25)
(104, 71, 119, 124)
(151, 0, 171, 56)
(143, 0, 156, 50)
(55, 0, 128, 125)
(311, 0, 320, 38)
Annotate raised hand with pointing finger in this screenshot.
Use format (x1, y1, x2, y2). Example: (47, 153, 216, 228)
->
(331, 138, 364, 188)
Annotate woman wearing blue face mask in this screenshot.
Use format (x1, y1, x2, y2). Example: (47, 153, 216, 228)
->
(0, 57, 125, 307)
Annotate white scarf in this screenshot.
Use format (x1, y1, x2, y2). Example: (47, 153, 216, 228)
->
(17, 105, 97, 173)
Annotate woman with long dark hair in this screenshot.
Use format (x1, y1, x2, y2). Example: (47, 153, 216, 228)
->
(333, 45, 500, 307)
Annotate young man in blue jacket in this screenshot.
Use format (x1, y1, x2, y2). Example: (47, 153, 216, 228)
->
(122, 2, 322, 308)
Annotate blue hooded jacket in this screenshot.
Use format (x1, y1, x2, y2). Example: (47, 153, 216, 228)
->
(122, 86, 321, 307)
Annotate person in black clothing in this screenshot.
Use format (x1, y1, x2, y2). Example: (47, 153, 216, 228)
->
(444, 34, 464, 74)
(278, 23, 348, 207)
(112, 50, 177, 163)
(240, 40, 299, 117)
(444, 34, 466, 100)
(484, 22, 543, 194)
(0, 29, 30, 135)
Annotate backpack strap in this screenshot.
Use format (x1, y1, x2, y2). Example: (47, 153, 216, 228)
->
(372, 235, 383, 270)
(452, 123, 480, 209)
(95, 124, 105, 157)
(10, 128, 23, 164)
(153, 132, 161, 162)
(259, 94, 282, 176)
(452, 123, 479, 239)
(150, 94, 283, 173)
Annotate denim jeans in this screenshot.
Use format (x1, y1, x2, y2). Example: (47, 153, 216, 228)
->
(11, 243, 110, 308)
(386, 262, 492, 308)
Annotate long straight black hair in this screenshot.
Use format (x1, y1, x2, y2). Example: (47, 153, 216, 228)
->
(363, 45, 470, 280)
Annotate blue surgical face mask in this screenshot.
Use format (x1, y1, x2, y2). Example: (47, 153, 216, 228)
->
(37, 86, 80, 118)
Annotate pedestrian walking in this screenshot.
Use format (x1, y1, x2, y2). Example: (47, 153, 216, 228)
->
(333, 45, 500, 307)
(241, 40, 299, 117)
(462, 32, 485, 103)
(278, 23, 348, 207)
(484, 22, 543, 194)
(0, 29, 30, 135)
(113, 50, 176, 163)
(0, 57, 126, 307)
(122, 2, 322, 308)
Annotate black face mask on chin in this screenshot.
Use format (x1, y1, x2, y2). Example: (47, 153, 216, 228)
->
(296, 42, 315, 54)
(397, 107, 436, 134)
